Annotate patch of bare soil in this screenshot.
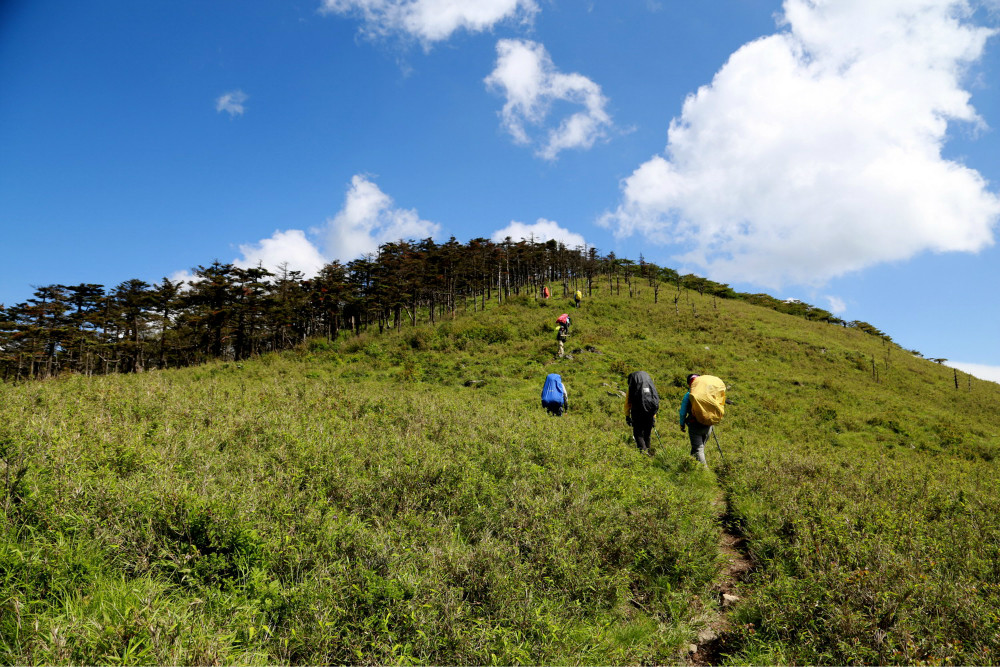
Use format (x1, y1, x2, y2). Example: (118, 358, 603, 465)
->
(688, 494, 755, 666)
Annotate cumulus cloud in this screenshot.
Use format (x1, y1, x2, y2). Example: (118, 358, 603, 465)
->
(491, 218, 587, 248)
(235, 229, 327, 278)
(320, 0, 538, 46)
(171, 175, 439, 283)
(168, 269, 198, 288)
(824, 295, 847, 315)
(215, 90, 248, 116)
(321, 174, 441, 261)
(485, 39, 613, 160)
(167, 230, 327, 286)
(600, 0, 999, 288)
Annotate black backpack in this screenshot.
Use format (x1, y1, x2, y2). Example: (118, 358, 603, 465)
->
(627, 371, 660, 418)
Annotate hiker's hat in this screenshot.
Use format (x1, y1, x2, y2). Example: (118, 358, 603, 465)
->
(687, 373, 699, 386)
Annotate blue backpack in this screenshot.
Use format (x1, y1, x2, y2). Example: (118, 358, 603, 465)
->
(541, 373, 566, 409)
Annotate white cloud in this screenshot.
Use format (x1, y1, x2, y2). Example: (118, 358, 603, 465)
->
(321, 174, 441, 261)
(944, 361, 1001, 383)
(235, 229, 327, 278)
(485, 39, 613, 160)
(172, 175, 439, 282)
(168, 269, 198, 288)
(601, 0, 999, 288)
(491, 218, 587, 248)
(824, 295, 847, 314)
(215, 90, 248, 117)
(320, 0, 538, 46)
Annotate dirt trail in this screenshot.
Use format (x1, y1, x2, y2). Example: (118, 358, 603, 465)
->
(688, 477, 755, 666)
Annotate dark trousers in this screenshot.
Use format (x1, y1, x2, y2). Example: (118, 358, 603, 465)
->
(632, 416, 655, 453)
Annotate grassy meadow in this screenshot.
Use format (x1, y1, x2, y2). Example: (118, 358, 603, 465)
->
(1, 286, 998, 664)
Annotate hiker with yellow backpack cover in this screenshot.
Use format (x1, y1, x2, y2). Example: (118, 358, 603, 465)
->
(679, 373, 726, 465)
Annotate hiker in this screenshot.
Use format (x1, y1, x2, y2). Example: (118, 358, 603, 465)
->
(541, 373, 569, 416)
(554, 313, 571, 357)
(574, 289, 582, 308)
(542, 286, 550, 299)
(680, 373, 726, 465)
(625, 370, 659, 455)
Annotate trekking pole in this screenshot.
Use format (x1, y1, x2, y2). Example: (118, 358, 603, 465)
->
(712, 428, 726, 463)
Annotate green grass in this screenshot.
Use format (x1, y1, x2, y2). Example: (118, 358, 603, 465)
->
(0, 287, 997, 664)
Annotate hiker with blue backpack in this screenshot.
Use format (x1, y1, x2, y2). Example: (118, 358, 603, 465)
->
(679, 373, 726, 465)
(625, 371, 660, 455)
(541, 373, 569, 416)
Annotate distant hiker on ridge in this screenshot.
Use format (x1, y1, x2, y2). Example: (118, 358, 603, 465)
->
(679, 373, 726, 465)
(574, 289, 582, 308)
(625, 371, 660, 455)
(541, 373, 569, 417)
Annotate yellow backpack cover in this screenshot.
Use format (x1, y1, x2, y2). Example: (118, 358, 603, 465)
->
(690, 375, 726, 426)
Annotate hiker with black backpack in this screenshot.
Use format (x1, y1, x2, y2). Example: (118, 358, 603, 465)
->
(679, 373, 726, 465)
(555, 314, 571, 357)
(555, 324, 568, 357)
(541, 373, 569, 416)
(625, 371, 660, 455)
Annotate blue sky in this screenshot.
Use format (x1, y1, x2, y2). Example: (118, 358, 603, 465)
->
(1, 0, 998, 380)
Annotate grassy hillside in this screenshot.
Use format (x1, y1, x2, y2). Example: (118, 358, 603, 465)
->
(1, 286, 997, 665)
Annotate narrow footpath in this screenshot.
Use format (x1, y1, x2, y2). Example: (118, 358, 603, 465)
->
(689, 467, 755, 666)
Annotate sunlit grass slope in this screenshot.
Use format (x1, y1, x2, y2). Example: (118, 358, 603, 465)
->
(1, 286, 997, 665)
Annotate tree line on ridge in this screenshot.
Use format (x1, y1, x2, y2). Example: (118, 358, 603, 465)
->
(0, 236, 890, 381)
